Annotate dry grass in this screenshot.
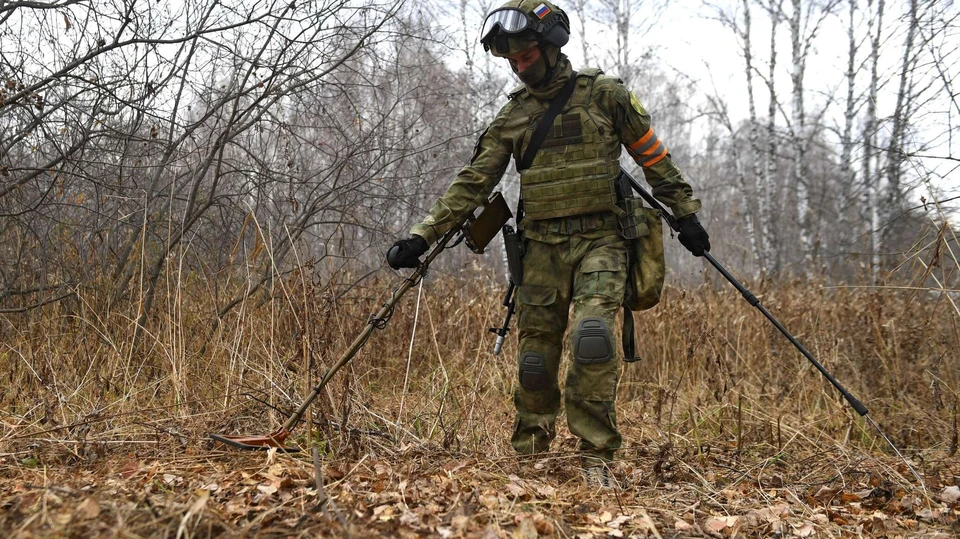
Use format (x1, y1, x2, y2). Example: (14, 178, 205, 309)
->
(1, 264, 959, 537)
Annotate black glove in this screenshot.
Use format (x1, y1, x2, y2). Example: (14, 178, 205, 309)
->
(677, 214, 710, 257)
(387, 235, 429, 269)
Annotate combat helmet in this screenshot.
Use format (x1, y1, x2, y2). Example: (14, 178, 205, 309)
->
(479, 0, 570, 87)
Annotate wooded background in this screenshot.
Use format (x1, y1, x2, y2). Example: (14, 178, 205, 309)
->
(1, 0, 957, 342)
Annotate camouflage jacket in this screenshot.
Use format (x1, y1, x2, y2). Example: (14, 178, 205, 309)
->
(410, 59, 701, 244)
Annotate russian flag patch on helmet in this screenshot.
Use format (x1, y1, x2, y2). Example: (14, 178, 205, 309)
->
(534, 3, 551, 19)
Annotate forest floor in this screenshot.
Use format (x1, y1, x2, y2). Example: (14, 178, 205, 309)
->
(3, 416, 959, 538)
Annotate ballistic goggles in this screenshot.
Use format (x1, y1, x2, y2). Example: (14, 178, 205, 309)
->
(480, 5, 565, 43)
(480, 8, 534, 43)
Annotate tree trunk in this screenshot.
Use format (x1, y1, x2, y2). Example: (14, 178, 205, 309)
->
(863, 0, 885, 283)
(764, 0, 783, 274)
(789, 0, 813, 271)
(880, 0, 919, 249)
(837, 0, 859, 257)
(741, 0, 767, 276)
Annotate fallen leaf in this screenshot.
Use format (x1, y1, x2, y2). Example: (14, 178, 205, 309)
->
(120, 459, 138, 478)
(840, 491, 861, 503)
(536, 484, 557, 498)
(941, 485, 960, 504)
(608, 514, 630, 528)
(793, 522, 815, 537)
(705, 515, 739, 532)
(720, 489, 740, 502)
(675, 519, 693, 531)
(281, 517, 303, 528)
(162, 474, 182, 486)
(534, 516, 555, 535)
(810, 513, 829, 524)
(862, 515, 887, 534)
(373, 504, 396, 521)
(512, 516, 537, 539)
(748, 502, 790, 524)
(257, 484, 278, 496)
(400, 510, 420, 527)
(76, 497, 100, 519)
(506, 482, 526, 498)
(451, 515, 470, 530)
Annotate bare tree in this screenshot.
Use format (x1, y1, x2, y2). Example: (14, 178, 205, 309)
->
(0, 1, 486, 348)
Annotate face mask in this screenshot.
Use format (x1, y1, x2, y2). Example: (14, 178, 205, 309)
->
(513, 52, 549, 87)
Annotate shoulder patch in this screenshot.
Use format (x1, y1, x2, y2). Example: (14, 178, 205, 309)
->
(629, 92, 646, 115)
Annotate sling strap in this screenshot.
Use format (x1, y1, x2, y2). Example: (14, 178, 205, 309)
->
(518, 71, 579, 171)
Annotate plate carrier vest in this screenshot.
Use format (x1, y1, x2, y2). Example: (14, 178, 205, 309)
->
(509, 68, 623, 221)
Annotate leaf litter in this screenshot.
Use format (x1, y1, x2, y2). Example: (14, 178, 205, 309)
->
(2, 431, 958, 538)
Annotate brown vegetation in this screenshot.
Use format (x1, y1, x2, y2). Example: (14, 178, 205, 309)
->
(2, 269, 958, 537)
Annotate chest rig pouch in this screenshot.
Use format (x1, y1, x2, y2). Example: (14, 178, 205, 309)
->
(510, 69, 623, 221)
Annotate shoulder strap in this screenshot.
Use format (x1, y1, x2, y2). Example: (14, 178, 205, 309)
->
(518, 71, 579, 171)
(578, 67, 603, 78)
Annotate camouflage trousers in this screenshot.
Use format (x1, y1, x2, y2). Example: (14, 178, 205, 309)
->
(511, 221, 627, 465)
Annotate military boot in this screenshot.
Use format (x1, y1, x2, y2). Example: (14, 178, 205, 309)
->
(581, 462, 618, 490)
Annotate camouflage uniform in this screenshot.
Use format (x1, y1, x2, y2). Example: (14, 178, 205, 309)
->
(410, 57, 700, 465)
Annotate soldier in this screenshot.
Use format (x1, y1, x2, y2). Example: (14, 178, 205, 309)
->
(387, 0, 710, 488)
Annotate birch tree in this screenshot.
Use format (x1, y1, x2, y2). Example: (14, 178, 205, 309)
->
(862, 0, 884, 282)
(783, 0, 841, 269)
(835, 0, 860, 254)
(708, 0, 767, 276)
(762, 0, 783, 273)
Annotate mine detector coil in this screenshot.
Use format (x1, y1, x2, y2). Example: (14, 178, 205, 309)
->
(210, 193, 511, 452)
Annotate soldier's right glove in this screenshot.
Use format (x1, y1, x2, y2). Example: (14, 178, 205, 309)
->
(387, 235, 429, 269)
(677, 214, 711, 257)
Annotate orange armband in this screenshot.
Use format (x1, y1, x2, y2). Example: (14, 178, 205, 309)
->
(626, 128, 667, 167)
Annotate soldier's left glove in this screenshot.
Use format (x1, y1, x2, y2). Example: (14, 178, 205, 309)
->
(387, 235, 429, 269)
(677, 214, 710, 257)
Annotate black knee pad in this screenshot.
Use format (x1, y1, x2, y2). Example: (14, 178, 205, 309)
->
(574, 317, 613, 364)
(519, 352, 550, 390)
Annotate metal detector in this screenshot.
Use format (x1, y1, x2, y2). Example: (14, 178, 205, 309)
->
(209, 193, 511, 452)
(619, 168, 925, 488)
